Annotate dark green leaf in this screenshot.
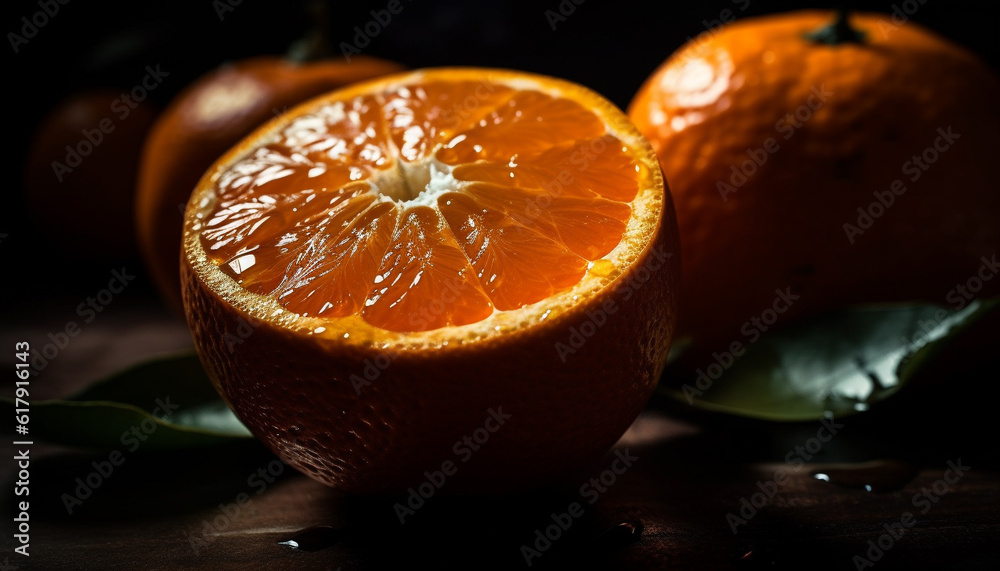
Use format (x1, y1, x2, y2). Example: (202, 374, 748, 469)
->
(2, 353, 251, 450)
(659, 298, 998, 421)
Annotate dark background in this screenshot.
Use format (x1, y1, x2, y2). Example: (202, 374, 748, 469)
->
(2, 2, 999, 568)
(1, 0, 998, 306)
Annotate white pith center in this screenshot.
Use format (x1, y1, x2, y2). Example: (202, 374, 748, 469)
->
(369, 155, 458, 208)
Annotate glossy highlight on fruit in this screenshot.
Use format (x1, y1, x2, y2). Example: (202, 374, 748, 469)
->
(183, 68, 680, 494)
(138, 55, 405, 309)
(201, 80, 640, 332)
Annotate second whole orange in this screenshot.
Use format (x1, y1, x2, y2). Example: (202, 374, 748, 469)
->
(628, 10, 1000, 362)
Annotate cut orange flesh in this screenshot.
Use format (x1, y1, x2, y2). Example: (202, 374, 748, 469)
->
(182, 68, 679, 494)
(199, 76, 641, 332)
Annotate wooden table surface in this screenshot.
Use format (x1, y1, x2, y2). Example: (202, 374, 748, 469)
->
(2, 298, 999, 570)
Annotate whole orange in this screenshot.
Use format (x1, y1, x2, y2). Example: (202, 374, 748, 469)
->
(137, 55, 405, 310)
(182, 68, 679, 495)
(628, 10, 1000, 359)
(25, 90, 157, 260)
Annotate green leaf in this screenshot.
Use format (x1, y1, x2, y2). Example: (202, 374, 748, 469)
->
(2, 353, 252, 450)
(659, 298, 999, 421)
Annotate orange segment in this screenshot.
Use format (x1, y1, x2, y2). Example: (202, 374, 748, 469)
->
(197, 71, 648, 332)
(461, 183, 631, 260)
(207, 181, 374, 293)
(283, 94, 393, 171)
(361, 206, 493, 331)
(435, 91, 606, 164)
(438, 192, 587, 310)
(216, 144, 332, 200)
(451, 136, 641, 202)
(269, 197, 395, 317)
(382, 81, 516, 161)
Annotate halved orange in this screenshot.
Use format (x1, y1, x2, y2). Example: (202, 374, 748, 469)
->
(182, 68, 679, 494)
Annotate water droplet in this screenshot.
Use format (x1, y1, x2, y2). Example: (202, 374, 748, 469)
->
(589, 259, 615, 277)
(810, 460, 918, 493)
